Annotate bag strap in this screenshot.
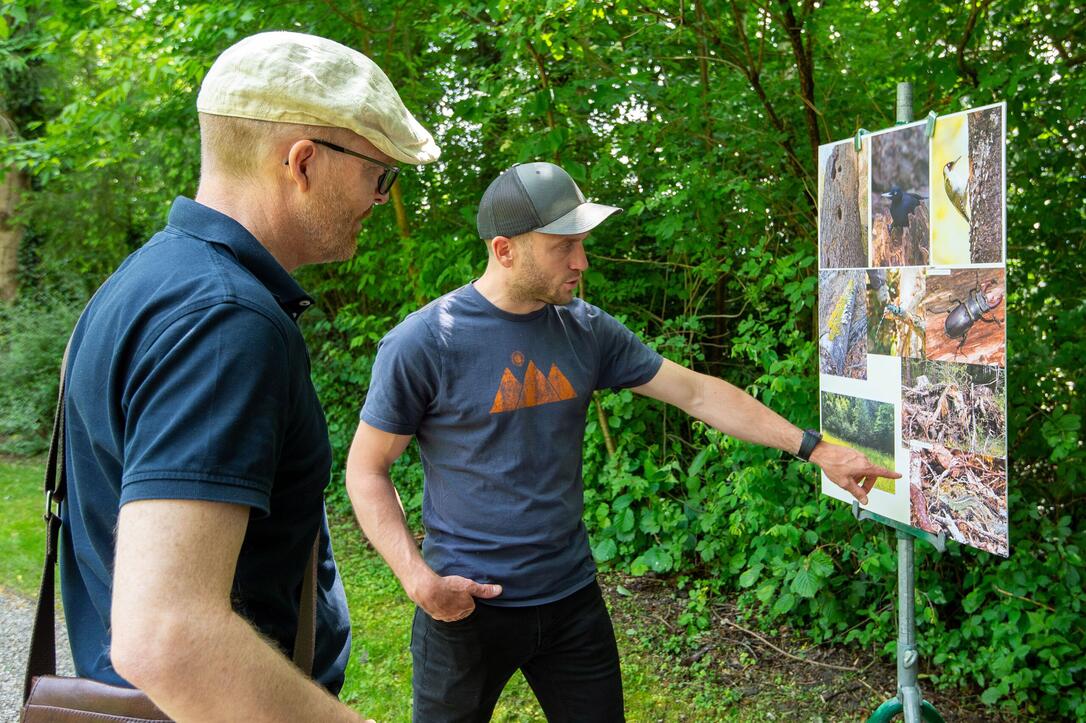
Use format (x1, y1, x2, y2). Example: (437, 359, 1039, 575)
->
(23, 336, 320, 701)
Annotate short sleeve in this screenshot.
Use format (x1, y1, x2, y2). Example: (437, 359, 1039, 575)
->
(590, 306, 664, 391)
(360, 313, 441, 435)
(120, 304, 292, 514)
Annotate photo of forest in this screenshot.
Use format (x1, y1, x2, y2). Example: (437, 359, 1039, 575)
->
(820, 391, 896, 494)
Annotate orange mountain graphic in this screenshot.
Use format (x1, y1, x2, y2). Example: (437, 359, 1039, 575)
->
(489, 361, 578, 414)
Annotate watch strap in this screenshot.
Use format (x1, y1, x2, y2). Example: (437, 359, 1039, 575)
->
(797, 428, 822, 461)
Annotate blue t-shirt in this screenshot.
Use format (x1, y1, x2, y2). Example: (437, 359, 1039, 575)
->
(361, 283, 663, 605)
(61, 197, 351, 692)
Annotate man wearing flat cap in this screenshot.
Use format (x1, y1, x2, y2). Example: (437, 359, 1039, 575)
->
(346, 162, 896, 721)
(60, 31, 437, 720)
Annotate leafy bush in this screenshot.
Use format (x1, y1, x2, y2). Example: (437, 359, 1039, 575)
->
(1, 0, 1082, 717)
(0, 292, 79, 455)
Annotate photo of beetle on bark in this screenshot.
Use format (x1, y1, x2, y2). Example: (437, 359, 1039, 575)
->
(818, 270, 867, 379)
(867, 267, 926, 358)
(870, 124, 929, 267)
(902, 359, 1006, 458)
(909, 444, 1007, 557)
(923, 268, 1005, 366)
(821, 391, 896, 494)
(818, 140, 868, 268)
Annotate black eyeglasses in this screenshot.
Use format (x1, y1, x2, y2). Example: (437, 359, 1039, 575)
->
(309, 139, 400, 194)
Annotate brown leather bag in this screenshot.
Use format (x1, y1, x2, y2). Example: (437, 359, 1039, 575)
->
(21, 341, 320, 722)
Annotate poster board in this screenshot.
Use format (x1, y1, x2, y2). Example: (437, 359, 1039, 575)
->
(816, 103, 1008, 557)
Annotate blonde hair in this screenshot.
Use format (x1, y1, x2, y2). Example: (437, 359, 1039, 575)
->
(198, 113, 329, 180)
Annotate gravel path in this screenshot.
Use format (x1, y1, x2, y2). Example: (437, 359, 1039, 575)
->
(0, 587, 74, 722)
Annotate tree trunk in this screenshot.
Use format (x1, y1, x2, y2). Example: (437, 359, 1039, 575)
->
(904, 202, 930, 266)
(819, 143, 866, 268)
(968, 106, 1003, 263)
(0, 112, 23, 301)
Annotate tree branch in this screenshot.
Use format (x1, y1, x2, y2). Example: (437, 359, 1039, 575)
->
(956, 0, 992, 88)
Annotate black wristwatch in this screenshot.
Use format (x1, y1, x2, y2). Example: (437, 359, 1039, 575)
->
(796, 429, 822, 461)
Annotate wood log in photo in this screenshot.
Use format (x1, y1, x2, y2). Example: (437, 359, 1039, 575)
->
(923, 269, 1005, 366)
(968, 106, 1004, 264)
(819, 143, 867, 268)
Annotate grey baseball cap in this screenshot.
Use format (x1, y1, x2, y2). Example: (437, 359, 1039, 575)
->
(477, 162, 622, 239)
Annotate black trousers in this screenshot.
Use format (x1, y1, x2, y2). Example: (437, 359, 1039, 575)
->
(410, 578, 625, 723)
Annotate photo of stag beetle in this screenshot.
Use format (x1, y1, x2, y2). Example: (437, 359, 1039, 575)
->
(930, 270, 1004, 356)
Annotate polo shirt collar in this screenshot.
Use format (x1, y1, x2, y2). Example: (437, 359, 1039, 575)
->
(166, 196, 315, 318)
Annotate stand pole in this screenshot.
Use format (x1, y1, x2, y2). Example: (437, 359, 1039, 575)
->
(857, 83, 947, 723)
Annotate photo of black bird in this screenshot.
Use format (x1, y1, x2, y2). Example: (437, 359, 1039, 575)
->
(881, 185, 927, 235)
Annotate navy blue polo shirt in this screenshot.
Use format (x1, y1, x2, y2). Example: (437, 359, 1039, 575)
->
(60, 197, 351, 692)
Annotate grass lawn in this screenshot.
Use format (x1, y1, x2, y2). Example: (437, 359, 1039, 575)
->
(1, 457, 925, 721)
(0, 459, 715, 720)
(821, 431, 897, 494)
(0, 457, 47, 596)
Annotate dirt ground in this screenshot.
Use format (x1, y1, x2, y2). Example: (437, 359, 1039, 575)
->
(600, 572, 1030, 722)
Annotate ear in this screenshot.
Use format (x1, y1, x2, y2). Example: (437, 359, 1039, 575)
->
(491, 236, 515, 268)
(284, 140, 319, 192)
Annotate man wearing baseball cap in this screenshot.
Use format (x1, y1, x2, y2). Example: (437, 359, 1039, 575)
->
(346, 162, 894, 720)
(60, 32, 437, 720)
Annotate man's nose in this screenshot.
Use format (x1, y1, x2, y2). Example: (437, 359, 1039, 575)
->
(571, 244, 589, 271)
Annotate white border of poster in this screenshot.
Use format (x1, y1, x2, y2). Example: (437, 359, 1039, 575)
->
(815, 102, 1008, 556)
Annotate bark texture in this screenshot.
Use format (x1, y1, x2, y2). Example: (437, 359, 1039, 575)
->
(0, 112, 23, 301)
(819, 143, 866, 268)
(968, 106, 1003, 263)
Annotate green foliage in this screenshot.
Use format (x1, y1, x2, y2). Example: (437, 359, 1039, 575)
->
(1, 0, 1082, 717)
(0, 292, 79, 455)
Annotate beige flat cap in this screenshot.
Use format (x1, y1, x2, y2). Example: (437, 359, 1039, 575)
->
(197, 31, 440, 165)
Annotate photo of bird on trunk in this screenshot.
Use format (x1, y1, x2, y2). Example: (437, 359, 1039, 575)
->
(870, 123, 930, 267)
(930, 104, 1005, 265)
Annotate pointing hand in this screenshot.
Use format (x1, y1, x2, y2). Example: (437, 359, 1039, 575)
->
(810, 440, 900, 505)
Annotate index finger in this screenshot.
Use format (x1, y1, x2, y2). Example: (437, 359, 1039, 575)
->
(865, 465, 901, 479)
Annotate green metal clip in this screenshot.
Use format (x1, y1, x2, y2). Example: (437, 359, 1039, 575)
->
(854, 127, 870, 151)
(925, 111, 938, 138)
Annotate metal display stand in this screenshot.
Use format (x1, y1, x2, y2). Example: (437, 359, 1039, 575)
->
(851, 83, 948, 723)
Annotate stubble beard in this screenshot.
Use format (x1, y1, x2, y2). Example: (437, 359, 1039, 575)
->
(299, 185, 365, 264)
(509, 249, 574, 306)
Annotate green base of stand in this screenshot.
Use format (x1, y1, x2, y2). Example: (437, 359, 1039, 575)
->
(867, 697, 947, 723)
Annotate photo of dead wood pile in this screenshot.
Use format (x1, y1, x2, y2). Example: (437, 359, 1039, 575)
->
(902, 359, 1006, 457)
(818, 270, 867, 379)
(923, 268, 1005, 366)
(910, 444, 1007, 556)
